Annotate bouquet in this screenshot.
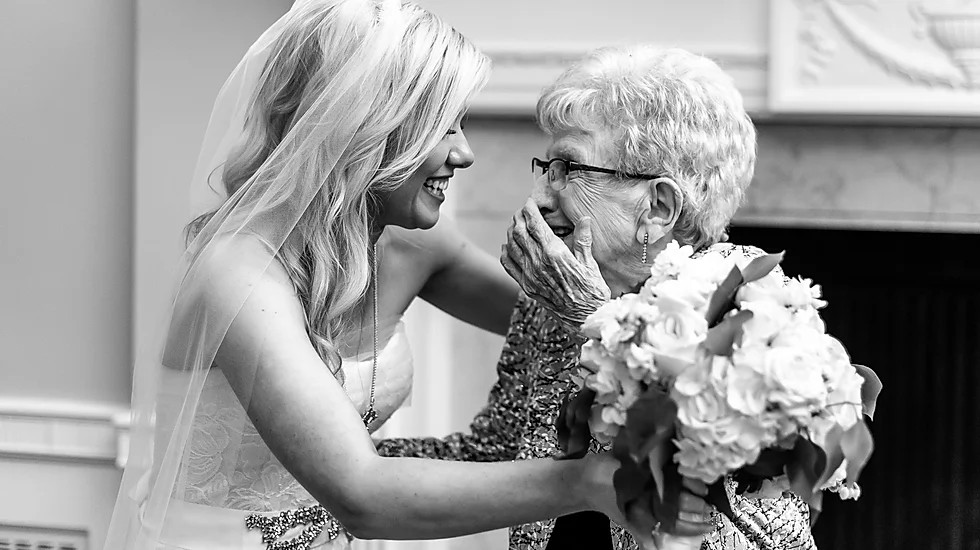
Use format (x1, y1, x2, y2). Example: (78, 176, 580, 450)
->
(557, 242, 882, 547)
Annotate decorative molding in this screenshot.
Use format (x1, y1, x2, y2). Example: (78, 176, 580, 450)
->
(770, 0, 980, 117)
(735, 210, 980, 233)
(469, 42, 768, 117)
(0, 399, 130, 467)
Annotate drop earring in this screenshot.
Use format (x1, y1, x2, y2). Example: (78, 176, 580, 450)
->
(640, 232, 649, 263)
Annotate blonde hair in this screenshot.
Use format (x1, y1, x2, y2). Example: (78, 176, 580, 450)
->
(536, 45, 755, 249)
(187, 0, 491, 374)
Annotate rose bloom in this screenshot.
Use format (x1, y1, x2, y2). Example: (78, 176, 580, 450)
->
(673, 353, 719, 397)
(580, 341, 619, 378)
(725, 357, 770, 416)
(641, 295, 708, 376)
(652, 278, 713, 314)
(684, 251, 736, 288)
(736, 271, 784, 305)
(762, 346, 828, 418)
(739, 300, 793, 345)
(783, 277, 827, 310)
(646, 241, 695, 287)
(582, 293, 652, 348)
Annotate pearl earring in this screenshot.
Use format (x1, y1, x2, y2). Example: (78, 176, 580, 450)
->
(640, 232, 649, 263)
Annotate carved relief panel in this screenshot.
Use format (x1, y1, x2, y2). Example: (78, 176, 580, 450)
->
(769, 0, 980, 116)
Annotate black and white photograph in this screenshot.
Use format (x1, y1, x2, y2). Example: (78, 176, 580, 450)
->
(1, 1, 979, 549)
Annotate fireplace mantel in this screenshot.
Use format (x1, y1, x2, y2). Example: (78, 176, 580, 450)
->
(417, 0, 980, 122)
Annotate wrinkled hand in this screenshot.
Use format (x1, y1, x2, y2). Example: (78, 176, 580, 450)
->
(500, 199, 610, 332)
(584, 457, 716, 549)
(633, 478, 717, 550)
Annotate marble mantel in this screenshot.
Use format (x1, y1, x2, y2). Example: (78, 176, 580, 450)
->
(409, 0, 980, 233)
(417, 0, 980, 122)
(743, 125, 980, 232)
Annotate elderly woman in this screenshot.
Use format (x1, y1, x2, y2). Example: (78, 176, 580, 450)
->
(379, 45, 815, 550)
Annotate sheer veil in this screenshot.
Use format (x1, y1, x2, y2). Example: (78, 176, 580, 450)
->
(104, 1, 490, 547)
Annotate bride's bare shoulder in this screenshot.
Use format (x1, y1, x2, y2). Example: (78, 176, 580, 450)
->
(178, 234, 303, 317)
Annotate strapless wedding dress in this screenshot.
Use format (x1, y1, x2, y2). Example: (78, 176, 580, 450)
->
(150, 322, 413, 549)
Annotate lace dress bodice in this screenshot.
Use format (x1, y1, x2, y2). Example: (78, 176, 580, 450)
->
(170, 321, 413, 513)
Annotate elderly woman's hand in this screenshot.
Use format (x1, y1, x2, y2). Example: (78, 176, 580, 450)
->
(631, 478, 716, 550)
(500, 199, 610, 332)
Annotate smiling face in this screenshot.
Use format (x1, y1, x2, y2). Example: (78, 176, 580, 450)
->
(377, 118, 474, 230)
(533, 127, 656, 289)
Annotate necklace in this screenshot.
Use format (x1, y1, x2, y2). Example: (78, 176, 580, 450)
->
(361, 242, 379, 427)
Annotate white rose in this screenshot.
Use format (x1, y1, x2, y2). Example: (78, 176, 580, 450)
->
(791, 307, 827, 333)
(647, 240, 695, 286)
(581, 294, 648, 347)
(684, 252, 736, 287)
(736, 271, 784, 304)
(726, 350, 771, 416)
(764, 347, 828, 415)
(770, 323, 823, 350)
(739, 300, 793, 345)
(579, 341, 621, 377)
(584, 367, 620, 400)
(673, 354, 716, 396)
(642, 296, 708, 376)
(818, 336, 853, 386)
(781, 277, 827, 310)
(623, 342, 655, 375)
(675, 388, 729, 428)
(653, 279, 715, 314)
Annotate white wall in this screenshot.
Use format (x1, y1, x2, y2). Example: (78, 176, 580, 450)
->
(0, 0, 134, 405)
(132, 0, 294, 374)
(0, 1, 135, 548)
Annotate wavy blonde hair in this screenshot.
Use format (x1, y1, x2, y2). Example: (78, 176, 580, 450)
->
(186, 0, 491, 374)
(537, 45, 756, 250)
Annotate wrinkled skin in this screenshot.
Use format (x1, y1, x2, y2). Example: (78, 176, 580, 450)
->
(501, 199, 610, 332)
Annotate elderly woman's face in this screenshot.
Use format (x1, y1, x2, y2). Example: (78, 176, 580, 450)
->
(534, 128, 649, 277)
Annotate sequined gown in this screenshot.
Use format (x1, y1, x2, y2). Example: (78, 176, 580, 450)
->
(152, 321, 414, 549)
(378, 243, 817, 550)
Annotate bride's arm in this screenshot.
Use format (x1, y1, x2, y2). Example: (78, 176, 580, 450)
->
(214, 263, 617, 540)
(376, 295, 536, 462)
(394, 220, 520, 336)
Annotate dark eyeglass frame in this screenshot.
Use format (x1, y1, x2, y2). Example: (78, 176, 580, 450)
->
(531, 157, 667, 190)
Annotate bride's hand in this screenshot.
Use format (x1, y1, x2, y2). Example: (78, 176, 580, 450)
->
(501, 200, 610, 331)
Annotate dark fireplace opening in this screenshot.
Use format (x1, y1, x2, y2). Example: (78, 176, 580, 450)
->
(727, 226, 980, 550)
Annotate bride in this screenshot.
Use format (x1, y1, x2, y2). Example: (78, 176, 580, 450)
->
(101, 1, 658, 548)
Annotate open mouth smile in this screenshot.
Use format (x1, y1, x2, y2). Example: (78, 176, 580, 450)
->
(423, 177, 449, 200)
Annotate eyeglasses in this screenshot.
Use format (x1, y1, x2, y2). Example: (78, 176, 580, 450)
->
(531, 157, 666, 191)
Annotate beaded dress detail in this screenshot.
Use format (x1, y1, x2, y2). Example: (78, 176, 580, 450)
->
(378, 243, 817, 550)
